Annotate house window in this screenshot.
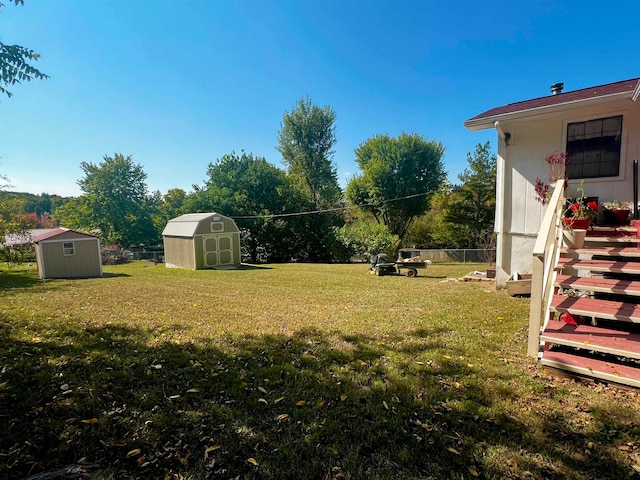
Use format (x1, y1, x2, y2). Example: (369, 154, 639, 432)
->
(63, 242, 75, 256)
(566, 115, 622, 179)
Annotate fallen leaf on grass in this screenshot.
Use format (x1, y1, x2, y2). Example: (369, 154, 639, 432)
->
(247, 457, 258, 466)
(276, 414, 289, 421)
(126, 448, 141, 458)
(204, 445, 221, 459)
(168, 395, 180, 399)
(316, 400, 326, 409)
(296, 400, 306, 406)
(358, 359, 367, 367)
(258, 398, 268, 404)
(447, 447, 460, 454)
(340, 394, 347, 401)
(468, 466, 479, 477)
(274, 396, 285, 404)
(258, 386, 268, 394)
(186, 388, 200, 393)
(383, 401, 389, 410)
(443, 355, 452, 359)
(81, 418, 98, 424)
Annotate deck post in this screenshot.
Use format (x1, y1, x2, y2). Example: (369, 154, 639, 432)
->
(528, 253, 545, 357)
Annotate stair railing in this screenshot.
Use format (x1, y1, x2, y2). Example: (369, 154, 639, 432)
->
(527, 180, 566, 357)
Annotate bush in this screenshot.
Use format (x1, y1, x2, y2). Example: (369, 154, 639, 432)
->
(101, 246, 131, 265)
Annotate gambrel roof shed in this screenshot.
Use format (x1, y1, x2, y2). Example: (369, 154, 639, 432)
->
(162, 213, 241, 270)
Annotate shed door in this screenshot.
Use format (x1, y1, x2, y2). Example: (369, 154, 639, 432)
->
(203, 234, 234, 267)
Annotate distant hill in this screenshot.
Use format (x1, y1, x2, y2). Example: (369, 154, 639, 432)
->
(0, 191, 73, 215)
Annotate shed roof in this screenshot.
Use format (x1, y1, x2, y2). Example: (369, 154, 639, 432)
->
(162, 212, 236, 238)
(465, 77, 640, 131)
(32, 228, 97, 243)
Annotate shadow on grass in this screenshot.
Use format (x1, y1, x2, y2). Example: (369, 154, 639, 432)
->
(0, 266, 44, 290)
(101, 272, 131, 278)
(0, 321, 637, 480)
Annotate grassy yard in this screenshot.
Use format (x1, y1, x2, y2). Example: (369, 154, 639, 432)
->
(1, 261, 639, 479)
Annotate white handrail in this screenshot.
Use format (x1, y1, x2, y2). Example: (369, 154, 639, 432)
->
(528, 181, 566, 357)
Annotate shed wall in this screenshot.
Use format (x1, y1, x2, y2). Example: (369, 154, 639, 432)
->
(164, 236, 196, 269)
(38, 238, 101, 279)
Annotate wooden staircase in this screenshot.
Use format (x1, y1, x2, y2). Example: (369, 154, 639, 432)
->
(539, 226, 640, 388)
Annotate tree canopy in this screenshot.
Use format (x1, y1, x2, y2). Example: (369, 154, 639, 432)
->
(443, 142, 497, 247)
(54, 154, 158, 247)
(277, 97, 341, 208)
(345, 133, 446, 242)
(0, 0, 48, 98)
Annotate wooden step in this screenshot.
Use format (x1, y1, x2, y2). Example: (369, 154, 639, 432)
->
(541, 319, 640, 359)
(540, 350, 640, 388)
(568, 246, 640, 258)
(555, 274, 640, 296)
(551, 294, 640, 323)
(584, 235, 639, 244)
(557, 258, 640, 275)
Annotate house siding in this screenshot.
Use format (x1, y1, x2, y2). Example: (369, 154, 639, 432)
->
(492, 97, 640, 287)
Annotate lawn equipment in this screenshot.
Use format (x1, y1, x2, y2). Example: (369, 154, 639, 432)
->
(369, 253, 430, 277)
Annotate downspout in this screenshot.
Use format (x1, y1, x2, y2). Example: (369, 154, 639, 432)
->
(494, 121, 509, 288)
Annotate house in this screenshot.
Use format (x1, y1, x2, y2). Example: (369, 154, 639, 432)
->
(465, 78, 640, 288)
(466, 78, 640, 387)
(32, 228, 102, 279)
(162, 213, 241, 270)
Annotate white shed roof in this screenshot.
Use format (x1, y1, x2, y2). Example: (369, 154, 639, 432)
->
(162, 213, 231, 237)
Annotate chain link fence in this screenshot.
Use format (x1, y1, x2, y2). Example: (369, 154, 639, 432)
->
(399, 248, 496, 263)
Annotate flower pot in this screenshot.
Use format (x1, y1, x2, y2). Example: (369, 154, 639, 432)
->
(564, 218, 590, 230)
(610, 209, 630, 225)
(563, 228, 587, 249)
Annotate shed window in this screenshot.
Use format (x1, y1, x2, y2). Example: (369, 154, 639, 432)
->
(566, 115, 622, 179)
(211, 222, 224, 232)
(63, 242, 75, 256)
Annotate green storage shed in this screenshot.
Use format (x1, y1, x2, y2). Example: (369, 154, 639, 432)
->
(162, 213, 241, 270)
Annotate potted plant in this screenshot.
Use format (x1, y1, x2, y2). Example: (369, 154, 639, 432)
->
(602, 200, 633, 225)
(564, 181, 598, 230)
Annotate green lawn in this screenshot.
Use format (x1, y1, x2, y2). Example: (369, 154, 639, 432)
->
(1, 261, 639, 479)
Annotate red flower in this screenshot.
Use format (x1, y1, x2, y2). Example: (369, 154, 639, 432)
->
(587, 201, 598, 210)
(570, 203, 580, 212)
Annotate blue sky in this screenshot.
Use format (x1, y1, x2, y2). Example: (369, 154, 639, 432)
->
(2, 0, 640, 198)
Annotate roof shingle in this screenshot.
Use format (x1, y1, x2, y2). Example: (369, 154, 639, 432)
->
(466, 78, 640, 124)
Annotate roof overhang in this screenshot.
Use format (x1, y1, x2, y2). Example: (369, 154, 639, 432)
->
(464, 89, 637, 132)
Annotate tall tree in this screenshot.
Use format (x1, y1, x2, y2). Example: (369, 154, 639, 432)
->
(444, 142, 497, 247)
(277, 97, 341, 208)
(55, 154, 158, 247)
(183, 151, 303, 262)
(346, 133, 446, 242)
(0, 1, 49, 98)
